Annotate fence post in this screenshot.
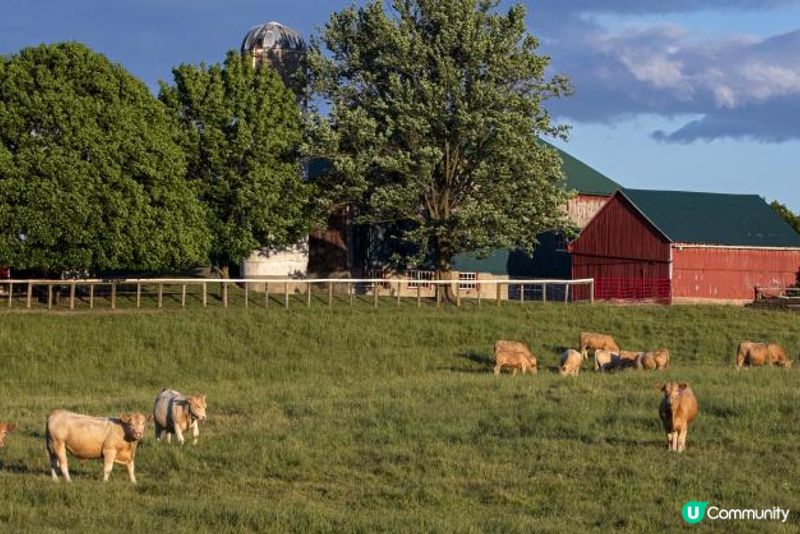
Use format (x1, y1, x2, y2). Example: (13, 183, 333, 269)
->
(590, 280, 595, 304)
(435, 283, 440, 309)
(202, 282, 207, 307)
(182, 284, 187, 308)
(27, 282, 32, 309)
(542, 283, 547, 303)
(456, 281, 461, 307)
(328, 281, 333, 307)
(223, 282, 228, 308)
(373, 282, 379, 308)
(349, 281, 354, 306)
(396, 281, 401, 306)
(265, 284, 269, 308)
(111, 283, 116, 309)
(47, 284, 53, 310)
(496, 283, 501, 307)
(477, 282, 481, 307)
(564, 283, 569, 303)
(7, 282, 12, 308)
(307, 282, 312, 308)
(520, 284, 524, 304)
(158, 283, 163, 308)
(244, 282, 249, 309)
(89, 284, 94, 310)
(70, 281, 75, 310)
(417, 284, 421, 308)
(284, 282, 289, 309)
(136, 282, 141, 308)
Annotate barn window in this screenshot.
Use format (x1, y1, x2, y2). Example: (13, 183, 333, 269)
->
(407, 270, 434, 289)
(458, 272, 477, 290)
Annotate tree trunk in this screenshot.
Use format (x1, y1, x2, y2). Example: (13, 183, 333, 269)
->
(216, 263, 230, 300)
(434, 247, 456, 303)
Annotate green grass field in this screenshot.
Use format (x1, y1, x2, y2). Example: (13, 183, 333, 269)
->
(0, 302, 799, 532)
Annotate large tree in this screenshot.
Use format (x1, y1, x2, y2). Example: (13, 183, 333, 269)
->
(160, 51, 314, 277)
(304, 0, 573, 276)
(0, 42, 210, 275)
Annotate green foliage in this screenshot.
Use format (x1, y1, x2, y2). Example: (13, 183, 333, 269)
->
(0, 42, 210, 274)
(0, 303, 799, 531)
(160, 51, 314, 273)
(305, 0, 573, 270)
(771, 200, 800, 234)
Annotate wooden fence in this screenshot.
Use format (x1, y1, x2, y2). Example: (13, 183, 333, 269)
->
(0, 277, 595, 311)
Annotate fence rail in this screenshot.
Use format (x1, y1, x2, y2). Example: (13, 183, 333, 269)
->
(0, 277, 595, 311)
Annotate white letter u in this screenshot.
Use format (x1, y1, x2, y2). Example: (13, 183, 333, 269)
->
(687, 506, 701, 520)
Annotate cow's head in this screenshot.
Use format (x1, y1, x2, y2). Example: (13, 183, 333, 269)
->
(189, 394, 207, 423)
(660, 382, 688, 404)
(118, 412, 150, 441)
(0, 422, 16, 447)
(782, 358, 794, 369)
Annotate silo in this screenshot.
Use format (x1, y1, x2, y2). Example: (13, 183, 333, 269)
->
(241, 21, 306, 95)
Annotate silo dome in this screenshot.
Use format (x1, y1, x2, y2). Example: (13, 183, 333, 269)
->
(241, 22, 305, 54)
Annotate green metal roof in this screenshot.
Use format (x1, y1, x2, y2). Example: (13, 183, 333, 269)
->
(620, 189, 800, 247)
(540, 141, 621, 196)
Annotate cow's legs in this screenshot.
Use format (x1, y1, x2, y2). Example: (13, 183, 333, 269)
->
(678, 429, 688, 452)
(102, 450, 117, 481)
(493, 365, 501, 376)
(511, 368, 518, 376)
(166, 432, 172, 444)
(191, 420, 200, 445)
(174, 425, 185, 445)
(54, 445, 72, 482)
(154, 422, 163, 442)
(670, 431, 679, 451)
(126, 461, 137, 484)
(48, 450, 61, 481)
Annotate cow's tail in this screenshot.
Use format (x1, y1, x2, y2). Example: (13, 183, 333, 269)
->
(735, 342, 746, 370)
(45, 421, 53, 456)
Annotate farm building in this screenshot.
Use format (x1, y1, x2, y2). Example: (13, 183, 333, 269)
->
(570, 189, 800, 304)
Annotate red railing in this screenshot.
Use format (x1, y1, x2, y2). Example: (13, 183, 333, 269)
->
(594, 277, 671, 301)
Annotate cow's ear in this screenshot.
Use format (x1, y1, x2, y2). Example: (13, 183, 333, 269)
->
(119, 414, 132, 424)
(678, 383, 689, 390)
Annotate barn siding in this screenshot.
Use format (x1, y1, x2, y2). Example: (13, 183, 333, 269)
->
(672, 247, 800, 300)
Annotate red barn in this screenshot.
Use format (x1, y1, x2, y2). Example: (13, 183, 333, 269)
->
(569, 189, 800, 304)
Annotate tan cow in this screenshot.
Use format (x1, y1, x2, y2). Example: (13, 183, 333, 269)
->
(593, 349, 615, 372)
(559, 349, 583, 377)
(153, 389, 208, 445)
(493, 340, 537, 375)
(0, 422, 16, 447)
(658, 383, 698, 452)
(617, 351, 643, 370)
(46, 410, 150, 483)
(636, 349, 670, 371)
(579, 332, 620, 360)
(735, 341, 793, 369)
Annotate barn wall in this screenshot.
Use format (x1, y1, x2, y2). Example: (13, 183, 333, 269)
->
(567, 194, 611, 228)
(672, 246, 800, 301)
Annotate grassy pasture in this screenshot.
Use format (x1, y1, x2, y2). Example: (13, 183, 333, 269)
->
(0, 302, 799, 532)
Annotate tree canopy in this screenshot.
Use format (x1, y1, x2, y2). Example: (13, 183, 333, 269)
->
(0, 42, 210, 274)
(771, 200, 800, 235)
(160, 51, 313, 276)
(305, 0, 573, 273)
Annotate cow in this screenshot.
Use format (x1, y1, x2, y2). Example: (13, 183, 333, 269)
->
(658, 382, 698, 453)
(617, 350, 643, 370)
(493, 340, 537, 375)
(46, 410, 150, 483)
(559, 349, 583, 377)
(735, 341, 793, 369)
(153, 389, 208, 445)
(636, 349, 670, 371)
(594, 349, 616, 372)
(579, 332, 620, 360)
(0, 422, 16, 447)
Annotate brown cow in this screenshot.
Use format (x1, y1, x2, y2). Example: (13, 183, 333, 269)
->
(46, 409, 150, 483)
(637, 349, 670, 370)
(153, 389, 208, 445)
(658, 383, 698, 452)
(579, 332, 620, 360)
(735, 341, 793, 369)
(0, 422, 16, 447)
(559, 349, 583, 376)
(617, 350, 643, 369)
(493, 341, 538, 375)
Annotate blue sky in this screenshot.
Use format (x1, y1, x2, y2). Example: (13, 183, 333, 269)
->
(2, 0, 799, 210)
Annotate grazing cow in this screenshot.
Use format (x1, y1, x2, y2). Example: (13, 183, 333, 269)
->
(493, 340, 538, 376)
(579, 332, 620, 360)
(593, 349, 615, 372)
(0, 422, 16, 447)
(658, 383, 698, 452)
(559, 349, 583, 377)
(153, 389, 208, 445)
(617, 351, 642, 370)
(46, 410, 150, 483)
(735, 341, 793, 369)
(637, 349, 670, 371)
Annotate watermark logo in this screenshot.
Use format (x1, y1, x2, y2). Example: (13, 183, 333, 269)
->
(682, 501, 708, 525)
(682, 501, 790, 525)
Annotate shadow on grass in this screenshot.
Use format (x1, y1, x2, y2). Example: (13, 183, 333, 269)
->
(0, 460, 36, 475)
(438, 351, 494, 374)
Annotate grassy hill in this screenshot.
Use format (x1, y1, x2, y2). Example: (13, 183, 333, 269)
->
(0, 303, 798, 532)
